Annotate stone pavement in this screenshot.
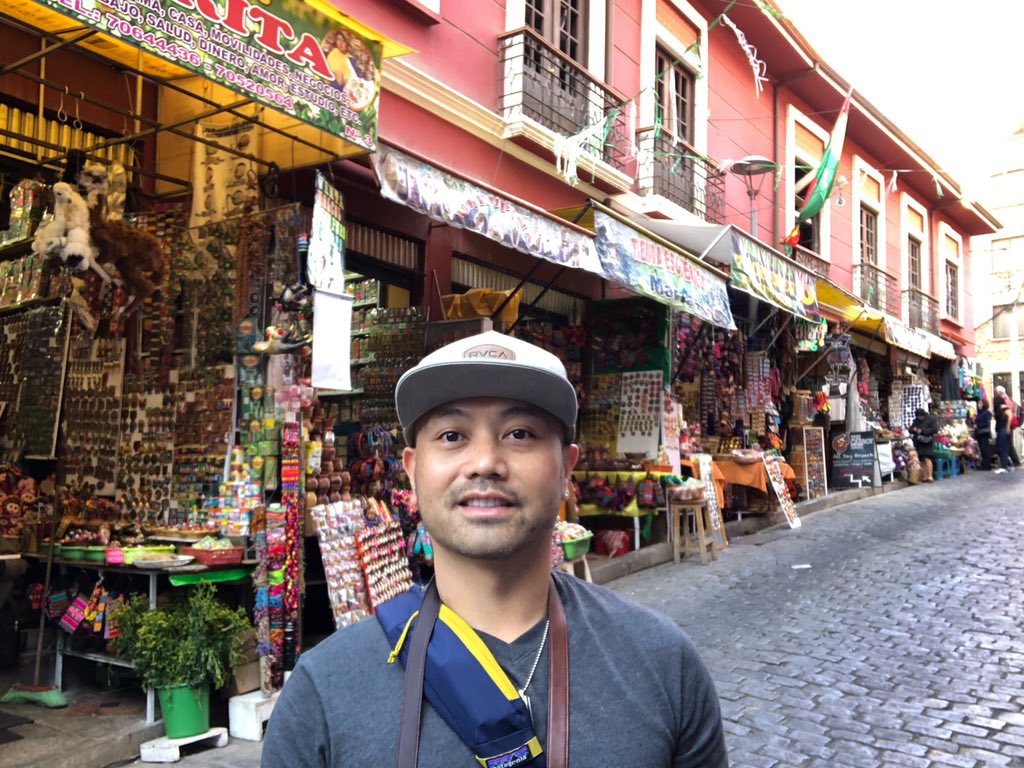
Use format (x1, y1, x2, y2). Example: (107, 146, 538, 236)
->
(614, 469, 1024, 767)
(5, 469, 1024, 767)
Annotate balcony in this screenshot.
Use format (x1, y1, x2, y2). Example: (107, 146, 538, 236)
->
(498, 28, 630, 174)
(789, 244, 830, 279)
(904, 287, 939, 335)
(635, 130, 725, 223)
(855, 262, 900, 317)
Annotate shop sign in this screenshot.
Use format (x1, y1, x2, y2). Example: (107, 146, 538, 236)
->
(883, 318, 932, 358)
(730, 231, 820, 319)
(308, 171, 346, 294)
(39, 0, 381, 149)
(374, 147, 604, 275)
(831, 431, 879, 489)
(593, 212, 735, 330)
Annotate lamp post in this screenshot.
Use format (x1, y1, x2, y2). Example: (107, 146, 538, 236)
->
(730, 155, 777, 236)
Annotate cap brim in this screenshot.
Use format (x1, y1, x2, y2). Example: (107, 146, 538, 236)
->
(396, 361, 577, 444)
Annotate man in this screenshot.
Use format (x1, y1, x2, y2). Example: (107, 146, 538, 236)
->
(972, 400, 993, 471)
(992, 385, 1018, 473)
(263, 331, 728, 767)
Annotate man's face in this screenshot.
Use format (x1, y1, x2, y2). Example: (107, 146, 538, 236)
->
(403, 398, 579, 563)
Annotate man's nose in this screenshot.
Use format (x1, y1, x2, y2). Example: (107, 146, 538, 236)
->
(466, 435, 508, 477)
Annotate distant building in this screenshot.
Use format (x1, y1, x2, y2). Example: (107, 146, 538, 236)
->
(972, 122, 1024, 401)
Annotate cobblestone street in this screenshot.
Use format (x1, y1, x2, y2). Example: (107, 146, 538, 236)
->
(613, 471, 1024, 767)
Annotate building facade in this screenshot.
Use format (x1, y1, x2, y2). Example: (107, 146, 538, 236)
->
(972, 122, 1024, 402)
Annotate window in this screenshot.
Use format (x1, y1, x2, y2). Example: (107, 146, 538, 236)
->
(526, 0, 587, 63)
(945, 260, 959, 320)
(908, 236, 921, 290)
(793, 165, 820, 253)
(939, 225, 963, 321)
(655, 45, 694, 144)
(993, 304, 1024, 339)
(860, 207, 878, 265)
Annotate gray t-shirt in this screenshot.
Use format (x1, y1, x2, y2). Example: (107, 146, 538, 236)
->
(262, 572, 727, 767)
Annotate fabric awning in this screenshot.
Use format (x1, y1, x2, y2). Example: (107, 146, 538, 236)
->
(621, 219, 821, 321)
(373, 154, 737, 329)
(815, 278, 941, 359)
(926, 334, 957, 360)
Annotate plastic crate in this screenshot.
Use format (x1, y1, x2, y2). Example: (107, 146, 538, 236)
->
(179, 546, 244, 566)
(105, 547, 125, 565)
(559, 534, 593, 561)
(83, 546, 108, 562)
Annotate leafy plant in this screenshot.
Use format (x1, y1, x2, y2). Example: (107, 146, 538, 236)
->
(112, 583, 250, 690)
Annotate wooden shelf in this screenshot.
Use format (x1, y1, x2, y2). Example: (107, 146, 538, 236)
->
(58, 647, 134, 669)
(0, 237, 34, 261)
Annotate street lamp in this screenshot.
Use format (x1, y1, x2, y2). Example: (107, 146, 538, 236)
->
(730, 155, 777, 235)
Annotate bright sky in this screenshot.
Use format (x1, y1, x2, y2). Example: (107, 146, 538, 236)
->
(777, 0, 1024, 200)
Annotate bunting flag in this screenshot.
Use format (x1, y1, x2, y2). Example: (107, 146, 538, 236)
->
(785, 90, 853, 251)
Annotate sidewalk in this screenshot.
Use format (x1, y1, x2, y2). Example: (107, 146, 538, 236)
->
(0, 477, 918, 767)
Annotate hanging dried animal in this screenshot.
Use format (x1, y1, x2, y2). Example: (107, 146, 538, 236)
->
(88, 201, 166, 315)
(32, 182, 103, 278)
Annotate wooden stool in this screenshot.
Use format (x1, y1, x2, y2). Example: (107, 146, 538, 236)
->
(668, 496, 716, 565)
(559, 554, 593, 583)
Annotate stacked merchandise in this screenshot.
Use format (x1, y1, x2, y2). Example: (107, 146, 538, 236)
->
(309, 499, 370, 629)
(887, 376, 910, 430)
(280, 421, 303, 667)
(578, 374, 621, 462)
(1, 179, 44, 245)
(172, 366, 235, 517)
(62, 338, 125, 496)
(515, 322, 585, 404)
(355, 501, 413, 609)
(358, 307, 426, 429)
(0, 304, 69, 458)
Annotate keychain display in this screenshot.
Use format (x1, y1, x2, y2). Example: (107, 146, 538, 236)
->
(355, 504, 413, 610)
(310, 499, 370, 629)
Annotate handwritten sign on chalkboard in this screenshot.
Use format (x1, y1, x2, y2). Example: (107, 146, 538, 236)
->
(831, 431, 878, 489)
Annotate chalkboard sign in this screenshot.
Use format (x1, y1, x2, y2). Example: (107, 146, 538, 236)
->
(831, 431, 878, 489)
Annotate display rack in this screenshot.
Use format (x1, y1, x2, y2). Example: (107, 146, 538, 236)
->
(789, 426, 827, 500)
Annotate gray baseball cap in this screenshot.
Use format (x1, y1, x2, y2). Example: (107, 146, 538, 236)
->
(395, 330, 578, 445)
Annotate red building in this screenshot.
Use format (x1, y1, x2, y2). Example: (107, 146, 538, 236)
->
(328, 0, 998, 363)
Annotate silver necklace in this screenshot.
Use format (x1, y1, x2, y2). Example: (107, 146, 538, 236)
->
(517, 619, 550, 723)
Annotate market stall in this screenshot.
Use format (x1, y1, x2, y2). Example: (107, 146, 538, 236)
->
(0, 0, 425, 731)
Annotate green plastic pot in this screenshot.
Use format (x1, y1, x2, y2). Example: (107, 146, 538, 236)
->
(157, 683, 210, 739)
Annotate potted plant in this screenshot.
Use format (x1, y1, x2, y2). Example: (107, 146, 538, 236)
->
(112, 583, 249, 738)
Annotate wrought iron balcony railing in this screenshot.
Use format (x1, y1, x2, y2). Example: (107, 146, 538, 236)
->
(904, 287, 939, 335)
(499, 28, 630, 173)
(635, 130, 725, 224)
(789, 244, 831, 279)
(855, 262, 901, 318)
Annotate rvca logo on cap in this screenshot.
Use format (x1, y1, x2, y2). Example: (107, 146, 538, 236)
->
(464, 344, 515, 360)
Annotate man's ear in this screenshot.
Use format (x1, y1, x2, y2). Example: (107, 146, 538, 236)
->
(402, 446, 417, 493)
(564, 443, 580, 480)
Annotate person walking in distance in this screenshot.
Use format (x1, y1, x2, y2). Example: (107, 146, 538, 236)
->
(262, 331, 728, 767)
(992, 385, 1015, 473)
(909, 408, 939, 482)
(973, 400, 994, 471)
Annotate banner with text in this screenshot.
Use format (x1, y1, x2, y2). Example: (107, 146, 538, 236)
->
(39, 0, 381, 148)
(730, 230, 820, 319)
(593, 211, 735, 329)
(374, 146, 603, 275)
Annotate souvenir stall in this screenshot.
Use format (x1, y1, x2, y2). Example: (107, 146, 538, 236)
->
(573, 298, 677, 556)
(676, 299, 799, 525)
(0, 0, 422, 731)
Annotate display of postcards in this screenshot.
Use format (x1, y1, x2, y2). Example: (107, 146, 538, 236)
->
(311, 500, 370, 628)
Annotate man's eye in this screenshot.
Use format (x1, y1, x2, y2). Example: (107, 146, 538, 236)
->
(440, 431, 462, 443)
(508, 428, 533, 440)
